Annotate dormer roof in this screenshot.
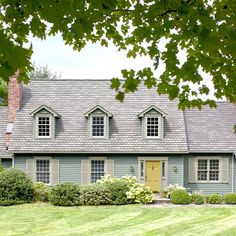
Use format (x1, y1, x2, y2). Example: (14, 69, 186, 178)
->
(137, 105, 167, 118)
(84, 105, 113, 118)
(30, 105, 61, 118)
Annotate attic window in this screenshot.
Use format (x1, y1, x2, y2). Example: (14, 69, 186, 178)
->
(37, 115, 51, 138)
(146, 116, 160, 137)
(92, 116, 105, 137)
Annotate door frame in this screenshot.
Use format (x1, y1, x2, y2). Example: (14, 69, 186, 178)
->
(137, 157, 168, 190)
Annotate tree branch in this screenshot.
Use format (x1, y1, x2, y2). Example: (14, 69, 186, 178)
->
(159, 9, 177, 17)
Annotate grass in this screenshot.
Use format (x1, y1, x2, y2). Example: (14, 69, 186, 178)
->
(1, 204, 236, 236)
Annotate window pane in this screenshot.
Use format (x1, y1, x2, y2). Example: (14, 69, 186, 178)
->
(162, 162, 165, 177)
(38, 117, 50, 137)
(198, 171, 207, 181)
(146, 117, 159, 137)
(210, 160, 219, 170)
(198, 160, 207, 170)
(36, 160, 50, 184)
(209, 171, 219, 181)
(91, 160, 105, 183)
(140, 161, 144, 178)
(92, 117, 104, 137)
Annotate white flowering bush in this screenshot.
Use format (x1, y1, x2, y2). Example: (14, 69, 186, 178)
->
(97, 175, 153, 204)
(126, 183, 153, 204)
(161, 184, 187, 198)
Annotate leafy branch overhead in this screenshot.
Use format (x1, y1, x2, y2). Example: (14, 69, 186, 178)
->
(0, 0, 236, 109)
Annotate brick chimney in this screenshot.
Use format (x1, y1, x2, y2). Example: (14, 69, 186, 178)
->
(5, 71, 22, 147)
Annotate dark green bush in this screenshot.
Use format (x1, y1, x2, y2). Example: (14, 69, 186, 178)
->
(79, 183, 111, 205)
(224, 193, 236, 204)
(34, 182, 51, 202)
(103, 180, 130, 205)
(0, 168, 35, 205)
(191, 194, 204, 205)
(0, 161, 4, 173)
(170, 189, 191, 205)
(207, 194, 222, 204)
(49, 183, 80, 206)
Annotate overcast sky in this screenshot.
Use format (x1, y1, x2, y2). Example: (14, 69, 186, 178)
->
(30, 35, 161, 80)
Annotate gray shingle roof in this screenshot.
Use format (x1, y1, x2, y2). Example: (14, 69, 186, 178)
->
(9, 80, 189, 153)
(184, 102, 236, 153)
(0, 107, 7, 155)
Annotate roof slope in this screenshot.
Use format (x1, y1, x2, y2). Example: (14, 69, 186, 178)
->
(0, 107, 7, 155)
(184, 102, 236, 153)
(9, 80, 188, 153)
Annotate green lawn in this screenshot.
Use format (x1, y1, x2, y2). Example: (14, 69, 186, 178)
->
(1, 203, 236, 236)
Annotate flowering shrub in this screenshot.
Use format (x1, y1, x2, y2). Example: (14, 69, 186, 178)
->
(98, 175, 153, 204)
(126, 183, 153, 204)
(161, 184, 187, 198)
(34, 182, 51, 202)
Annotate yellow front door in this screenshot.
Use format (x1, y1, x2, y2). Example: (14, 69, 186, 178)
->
(146, 161, 160, 192)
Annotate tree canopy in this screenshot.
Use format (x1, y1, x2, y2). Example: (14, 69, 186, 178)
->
(0, 0, 236, 108)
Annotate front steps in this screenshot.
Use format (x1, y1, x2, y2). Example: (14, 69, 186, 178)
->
(153, 193, 170, 204)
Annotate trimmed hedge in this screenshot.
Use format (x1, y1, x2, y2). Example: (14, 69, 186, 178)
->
(79, 183, 111, 206)
(207, 194, 222, 204)
(34, 182, 51, 202)
(170, 189, 191, 205)
(0, 168, 35, 205)
(49, 183, 80, 206)
(191, 194, 204, 205)
(224, 193, 236, 204)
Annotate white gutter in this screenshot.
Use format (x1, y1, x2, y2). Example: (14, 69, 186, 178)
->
(232, 152, 236, 193)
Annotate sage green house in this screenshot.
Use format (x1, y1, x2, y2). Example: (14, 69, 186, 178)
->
(0, 77, 235, 194)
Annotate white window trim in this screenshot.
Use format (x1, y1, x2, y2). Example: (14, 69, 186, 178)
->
(196, 157, 222, 183)
(144, 114, 161, 139)
(90, 114, 106, 138)
(35, 114, 52, 139)
(34, 157, 52, 185)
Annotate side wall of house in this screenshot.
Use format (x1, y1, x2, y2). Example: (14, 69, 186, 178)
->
(183, 154, 233, 195)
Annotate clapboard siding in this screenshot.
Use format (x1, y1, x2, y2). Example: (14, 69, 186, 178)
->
(168, 155, 184, 186)
(108, 155, 138, 178)
(184, 154, 232, 195)
(14, 155, 32, 171)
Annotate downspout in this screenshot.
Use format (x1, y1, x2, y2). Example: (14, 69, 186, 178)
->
(232, 154, 234, 193)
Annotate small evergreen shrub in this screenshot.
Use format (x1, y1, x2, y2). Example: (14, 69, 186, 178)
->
(224, 193, 236, 204)
(0, 161, 4, 173)
(207, 194, 222, 204)
(170, 189, 191, 205)
(79, 183, 111, 205)
(191, 194, 204, 205)
(102, 180, 130, 205)
(49, 183, 80, 206)
(0, 168, 35, 205)
(33, 182, 51, 202)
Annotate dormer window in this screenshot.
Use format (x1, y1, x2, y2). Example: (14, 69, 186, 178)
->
(92, 116, 105, 137)
(146, 116, 160, 138)
(138, 105, 167, 139)
(37, 115, 51, 138)
(30, 105, 60, 139)
(84, 105, 113, 139)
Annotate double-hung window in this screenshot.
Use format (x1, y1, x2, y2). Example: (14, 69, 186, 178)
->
(197, 159, 219, 182)
(36, 159, 50, 184)
(37, 115, 51, 138)
(145, 116, 160, 138)
(92, 116, 104, 137)
(91, 160, 105, 183)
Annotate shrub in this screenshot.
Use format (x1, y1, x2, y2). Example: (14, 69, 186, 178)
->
(224, 193, 236, 204)
(207, 194, 222, 204)
(161, 184, 187, 198)
(126, 183, 153, 204)
(33, 182, 51, 202)
(170, 189, 191, 204)
(191, 193, 204, 205)
(102, 180, 130, 205)
(79, 183, 111, 205)
(0, 168, 35, 205)
(0, 161, 4, 173)
(49, 183, 80, 206)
